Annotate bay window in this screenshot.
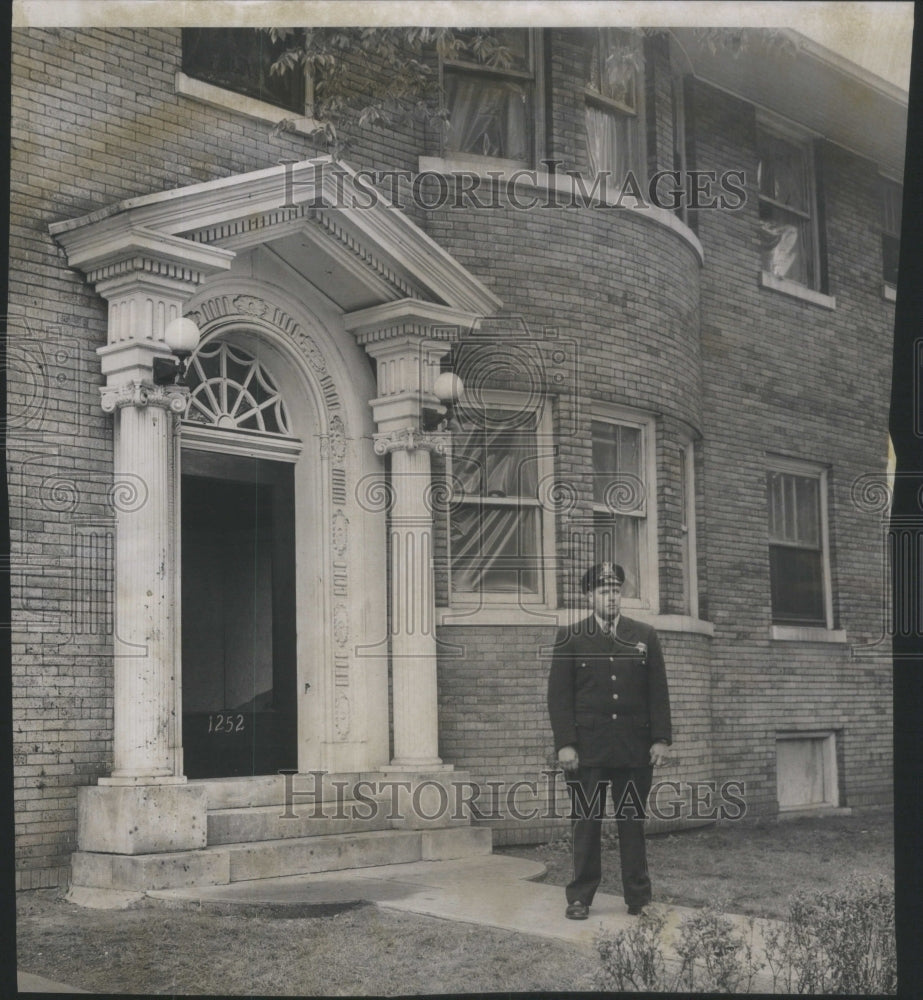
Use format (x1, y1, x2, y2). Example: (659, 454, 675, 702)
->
(590, 412, 657, 608)
(449, 397, 552, 602)
(584, 28, 644, 179)
(442, 29, 542, 166)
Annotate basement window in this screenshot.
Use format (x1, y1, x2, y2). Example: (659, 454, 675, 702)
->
(776, 732, 839, 811)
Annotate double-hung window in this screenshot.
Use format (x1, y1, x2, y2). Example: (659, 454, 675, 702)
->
(584, 28, 644, 179)
(442, 29, 542, 167)
(757, 120, 820, 289)
(590, 413, 656, 607)
(767, 461, 832, 628)
(449, 396, 552, 602)
(881, 177, 902, 290)
(182, 28, 308, 115)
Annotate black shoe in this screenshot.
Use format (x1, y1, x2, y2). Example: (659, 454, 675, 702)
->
(627, 903, 648, 916)
(565, 901, 590, 920)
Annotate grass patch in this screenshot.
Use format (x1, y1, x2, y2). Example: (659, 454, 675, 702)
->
(499, 807, 893, 919)
(17, 892, 596, 995)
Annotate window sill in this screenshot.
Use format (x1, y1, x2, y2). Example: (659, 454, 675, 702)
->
(437, 605, 560, 627)
(436, 606, 715, 634)
(770, 625, 847, 643)
(417, 157, 704, 265)
(175, 72, 318, 136)
(759, 271, 836, 309)
(883, 283, 897, 302)
(420, 154, 530, 175)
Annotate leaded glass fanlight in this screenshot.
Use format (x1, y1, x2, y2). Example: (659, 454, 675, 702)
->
(185, 341, 292, 435)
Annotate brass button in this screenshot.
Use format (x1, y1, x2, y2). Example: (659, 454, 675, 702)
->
(611, 674, 617, 681)
(611, 713, 618, 720)
(609, 656, 614, 662)
(612, 693, 619, 700)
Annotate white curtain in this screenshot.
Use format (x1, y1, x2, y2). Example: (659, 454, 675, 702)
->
(586, 104, 632, 180)
(445, 74, 529, 161)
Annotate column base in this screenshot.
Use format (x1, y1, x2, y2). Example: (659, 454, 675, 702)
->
(77, 783, 207, 855)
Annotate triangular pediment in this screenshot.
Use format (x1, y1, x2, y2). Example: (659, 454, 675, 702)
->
(50, 157, 502, 316)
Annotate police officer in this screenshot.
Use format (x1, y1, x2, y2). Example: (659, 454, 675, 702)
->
(547, 562, 672, 919)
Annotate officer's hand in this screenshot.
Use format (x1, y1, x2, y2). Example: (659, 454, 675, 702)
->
(558, 746, 579, 772)
(650, 741, 669, 767)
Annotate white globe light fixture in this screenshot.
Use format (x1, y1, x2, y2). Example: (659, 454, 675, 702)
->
(423, 370, 465, 432)
(433, 371, 464, 405)
(153, 316, 201, 386)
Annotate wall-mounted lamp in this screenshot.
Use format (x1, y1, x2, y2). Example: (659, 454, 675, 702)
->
(152, 317, 201, 387)
(422, 371, 464, 433)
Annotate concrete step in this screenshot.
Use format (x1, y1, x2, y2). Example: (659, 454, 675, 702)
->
(70, 826, 492, 891)
(224, 825, 491, 882)
(192, 770, 473, 811)
(207, 802, 392, 844)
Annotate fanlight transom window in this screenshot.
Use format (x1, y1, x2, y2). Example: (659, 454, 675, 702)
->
(185, 341, 292, 435)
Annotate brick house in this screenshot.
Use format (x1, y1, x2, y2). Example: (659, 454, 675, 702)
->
(9, 24, 903, 892)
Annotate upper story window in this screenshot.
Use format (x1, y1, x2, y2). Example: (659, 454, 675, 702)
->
(881, 177, 902, 289)
(767, 461, 833, 628)
(182, 28, 307, 115)
(757, 120, 820, 290)
(590, 410, 657, 610)
(449, 394, 552, 603)
(584, 28, 644, 180)
(442, 29, 543, 167)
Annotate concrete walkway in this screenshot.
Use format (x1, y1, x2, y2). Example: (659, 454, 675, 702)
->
(146, 854, 779, 987)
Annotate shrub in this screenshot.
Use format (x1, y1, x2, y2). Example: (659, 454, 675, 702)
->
(674, 903, 764, 993)
(594, 875, 895, 994)
(594, 905, 672, 991)
(763, 874, 896, 994)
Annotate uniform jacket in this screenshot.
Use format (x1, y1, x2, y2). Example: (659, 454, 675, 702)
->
(547, 614, 672, 768)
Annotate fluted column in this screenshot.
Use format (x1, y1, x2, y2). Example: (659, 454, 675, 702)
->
(376, 435, 445, 766)
(346, 300, 482, 770)
(101, 382, 187, 779)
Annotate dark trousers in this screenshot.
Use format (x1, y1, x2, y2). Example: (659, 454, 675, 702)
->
(566, 765, 653, 908)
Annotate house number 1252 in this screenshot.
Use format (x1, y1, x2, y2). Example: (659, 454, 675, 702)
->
(207, 713, 245, 734)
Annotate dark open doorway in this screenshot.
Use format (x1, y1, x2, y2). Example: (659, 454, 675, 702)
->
(181, 452, 297, 778)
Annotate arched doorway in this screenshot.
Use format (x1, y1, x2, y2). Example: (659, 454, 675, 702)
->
(179, 339, 301, 778)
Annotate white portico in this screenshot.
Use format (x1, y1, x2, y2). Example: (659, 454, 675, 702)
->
(50, 158, 501, 858)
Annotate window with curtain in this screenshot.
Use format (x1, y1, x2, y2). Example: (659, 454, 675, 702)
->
(182, 28, 307, 114)
(450, 405, 544, 599)
(757, 124, 819, 288)
(881, 178, 902, 288)
(767, 467, 830, 626)
(443, 29, 536, 164)
(584, 28, 643, 179)
(591, 419, 647, 601)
